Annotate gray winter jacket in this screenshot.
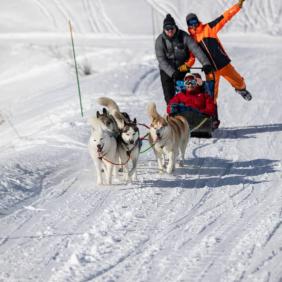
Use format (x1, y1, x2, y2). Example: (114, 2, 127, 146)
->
(155, 29, 210, 77)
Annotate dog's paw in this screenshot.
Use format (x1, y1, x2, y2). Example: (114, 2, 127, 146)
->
(131, 174, 137, 181)
(178, 160, 184, 167)
(166, 166, 174, 174)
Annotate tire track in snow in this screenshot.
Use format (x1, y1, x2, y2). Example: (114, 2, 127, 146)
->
(147, 0, 178, 19)
(82, 0, 97, 32)
(83, 0, 121, 34)
(52, 0, 81, 32)
(32, 0, 58, 28)
(132, 67, 159, 95)
(0, 172, 114, 282)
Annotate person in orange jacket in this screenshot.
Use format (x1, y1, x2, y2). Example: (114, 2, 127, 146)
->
(186, 0, 252, 102)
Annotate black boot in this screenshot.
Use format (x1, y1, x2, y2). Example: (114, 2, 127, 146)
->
(236, 88, 252, 101)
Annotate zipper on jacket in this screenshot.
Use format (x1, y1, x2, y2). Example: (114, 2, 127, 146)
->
(201, 40, 218, 70)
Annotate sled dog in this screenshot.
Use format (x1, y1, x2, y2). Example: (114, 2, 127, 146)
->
(117, 118, 141, 181)
(95, 107, 119, 136)
(88, 115, 118, 185)
(97, 97, 141, 181)
(147, 102, 189, 174)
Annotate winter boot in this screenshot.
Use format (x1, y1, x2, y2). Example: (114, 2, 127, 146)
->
(236, 88, 252, 101)
(212, 119, 220, 130)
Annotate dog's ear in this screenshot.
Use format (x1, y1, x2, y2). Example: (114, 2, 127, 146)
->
(147, 102, 160, 119)
(113, 110, 125, 129)
(96, 111, 100, 118)
(164, 114, 170, 125)
(122, 112, 130, 123)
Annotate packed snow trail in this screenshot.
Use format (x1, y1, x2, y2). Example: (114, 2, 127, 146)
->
(0, 37, 282, 281)
(1, 0, 282, 281)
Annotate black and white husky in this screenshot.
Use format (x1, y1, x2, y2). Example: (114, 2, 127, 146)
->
(97, 97, 141, 181)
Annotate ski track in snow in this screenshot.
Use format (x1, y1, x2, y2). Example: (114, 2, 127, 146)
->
(1, 43, 282, 281)
(32, 0, 58, 28)
(1, 1, 282, 281)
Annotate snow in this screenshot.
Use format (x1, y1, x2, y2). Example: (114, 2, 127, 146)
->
(0, 0, 282, 281)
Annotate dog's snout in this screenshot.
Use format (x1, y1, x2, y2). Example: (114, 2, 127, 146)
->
(130, 140, 134, 144)
(156, 131, 161, 137)
(97, 144, 102, 150)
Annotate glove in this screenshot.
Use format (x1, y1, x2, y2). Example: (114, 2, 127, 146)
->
(202, 64, 213, 74)
(172, 70, 182, 81)
(178, 63, 190, 73)
(238, 0, 245, 8)
(170, 104, 180, 114)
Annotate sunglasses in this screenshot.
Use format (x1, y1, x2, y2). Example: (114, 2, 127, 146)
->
(187, 18, 199, 27)
(184, 79, 197, 87)
(164, 25, 175, 31)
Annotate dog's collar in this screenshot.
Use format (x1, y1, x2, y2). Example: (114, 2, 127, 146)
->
(97, 151, 106, 160)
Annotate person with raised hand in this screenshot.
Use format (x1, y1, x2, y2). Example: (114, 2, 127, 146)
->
(186, 0, 252, 102)
(155, 14, 211, 104)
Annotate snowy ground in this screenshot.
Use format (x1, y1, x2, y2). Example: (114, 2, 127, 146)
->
(1, 1, 282, 282)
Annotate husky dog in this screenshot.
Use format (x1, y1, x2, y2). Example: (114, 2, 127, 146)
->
(117, 118, 141, 181)
(96, 107, 119, 136)
(97, 97, 141, 181)
(147, 102, 189, 174)
(88, 115, 118, 185)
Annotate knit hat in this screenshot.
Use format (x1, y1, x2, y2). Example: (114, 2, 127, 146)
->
(186, 13, 199, 25)
(163, 14, 176, 29)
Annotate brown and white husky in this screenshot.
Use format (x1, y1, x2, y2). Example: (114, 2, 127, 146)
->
(147, 102, 190, 174)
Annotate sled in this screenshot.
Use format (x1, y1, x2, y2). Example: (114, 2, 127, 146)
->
(173, 69, 218, 138)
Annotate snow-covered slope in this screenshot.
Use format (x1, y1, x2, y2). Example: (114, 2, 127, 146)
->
(0, 0, 282, 35)
(0, 1, 282, 282)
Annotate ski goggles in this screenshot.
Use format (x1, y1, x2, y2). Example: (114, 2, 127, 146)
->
(164, 25, 175, 31)
(187, 18, 199, 27)
(184, 78, 197, 87)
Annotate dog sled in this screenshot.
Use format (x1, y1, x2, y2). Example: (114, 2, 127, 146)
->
(172, 68, 218, 138)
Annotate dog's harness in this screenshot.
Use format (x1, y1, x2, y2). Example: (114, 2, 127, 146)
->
(119, 127, 142, 157)
(98, 122, 141, 166)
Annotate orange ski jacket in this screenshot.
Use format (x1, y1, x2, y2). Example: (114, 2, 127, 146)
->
(188, 4, 241, 70)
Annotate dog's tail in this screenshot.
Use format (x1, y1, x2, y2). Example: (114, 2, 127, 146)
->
(97, 97, 120, 114)
(147, 102, 161, 119)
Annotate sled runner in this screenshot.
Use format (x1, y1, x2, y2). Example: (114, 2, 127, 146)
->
(172, 69, 218, 138)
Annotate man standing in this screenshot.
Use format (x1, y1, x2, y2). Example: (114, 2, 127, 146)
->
(155, 14, 212, 104)
(186, 0, 252, 102)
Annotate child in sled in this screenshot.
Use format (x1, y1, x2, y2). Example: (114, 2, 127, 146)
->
(167, 73, 216, 117)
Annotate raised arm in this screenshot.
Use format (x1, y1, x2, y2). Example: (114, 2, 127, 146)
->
(208, 3, 241, 33)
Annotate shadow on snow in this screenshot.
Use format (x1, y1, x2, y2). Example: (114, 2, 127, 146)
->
(140, 157, 279, 190)
(214, 123, 282, 139)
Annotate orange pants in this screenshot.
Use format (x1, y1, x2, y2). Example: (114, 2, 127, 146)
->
(213, 63, 246, 102)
